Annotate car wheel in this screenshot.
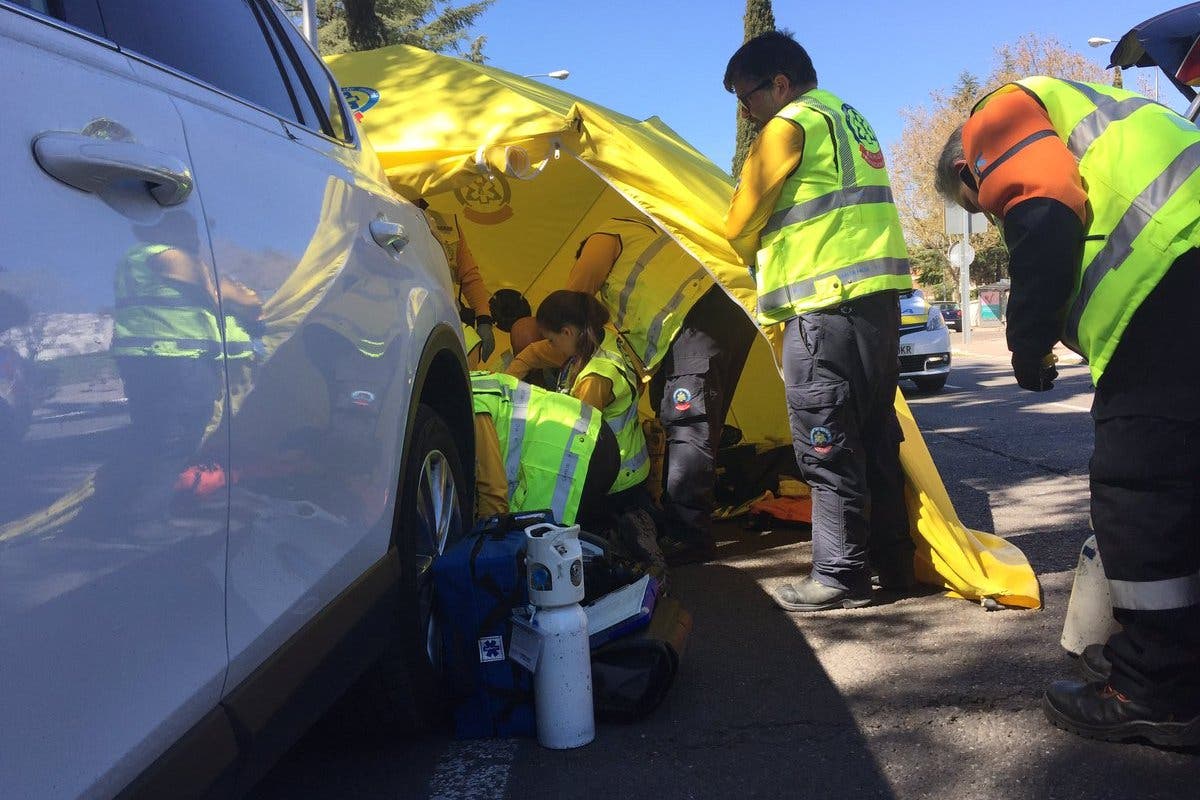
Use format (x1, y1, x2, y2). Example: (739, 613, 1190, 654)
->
(350, 403, 468, 733)
(914, 375, 948, 392)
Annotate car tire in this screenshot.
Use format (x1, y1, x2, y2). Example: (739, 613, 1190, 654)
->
(344, 403, 469, 734)
(914, 375, 948, 392)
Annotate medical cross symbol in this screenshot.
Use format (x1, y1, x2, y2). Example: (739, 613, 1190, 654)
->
(478, 635, 505, 663)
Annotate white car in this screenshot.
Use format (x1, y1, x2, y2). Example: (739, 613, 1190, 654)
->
(1, 2, 474, 798)
(898, 289, 951, 392)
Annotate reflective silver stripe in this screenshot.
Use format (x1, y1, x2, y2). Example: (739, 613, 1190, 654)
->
(1067, 98, 1155, 156)
(621, 445, 648, 473)
(758, 257, 910, 315)
(549, 404, 595, 522)
(471, 377, 504, 392)
(116, 296, 204, 309)
(505, 382, 532, 497)
(762, 185, 895, 238)
(1063, 140, 1200, 349)
(798, 95, 856, 187)
(1109, 572, 1200, 611)
(616, 233, 672, 330)
(641, 267, 707, 365)
(114, 336, 223, 354)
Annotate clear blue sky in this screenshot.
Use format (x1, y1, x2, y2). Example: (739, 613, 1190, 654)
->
(473, 0, 1186, 174)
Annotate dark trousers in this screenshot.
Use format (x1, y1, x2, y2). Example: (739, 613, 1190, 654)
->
(577, 421, 620, 530)
(781, 290, 911, 592)
(1091, 250, 1200, 709)
(650, 287, 757, 540)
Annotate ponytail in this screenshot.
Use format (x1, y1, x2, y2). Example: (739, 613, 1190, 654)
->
(536, 290, 610, 363)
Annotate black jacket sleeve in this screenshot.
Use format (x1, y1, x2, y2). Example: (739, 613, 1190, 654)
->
(1000, 197, 1082, 359)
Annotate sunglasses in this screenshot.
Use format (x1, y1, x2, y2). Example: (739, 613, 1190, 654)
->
(736, 78, 774, 109)
(956, 160, 978, 192)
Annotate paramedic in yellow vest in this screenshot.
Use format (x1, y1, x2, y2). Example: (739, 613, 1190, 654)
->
(114, 212, 227, 457)
(535, 290, 651, 498)
(724, 32, 914, 612)
(937, 77, 1200, 747)
(533, 290, 666, 569)
(472, 371, 619, 528)
(508, 220, 757, 565)
(416, 198, 496, 361)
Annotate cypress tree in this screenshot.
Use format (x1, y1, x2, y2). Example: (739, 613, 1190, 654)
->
(732, 0, 777, 177)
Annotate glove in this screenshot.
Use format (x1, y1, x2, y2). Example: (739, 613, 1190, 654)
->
(475, 316, 496, 362)
(1012, 352, 1058, 392)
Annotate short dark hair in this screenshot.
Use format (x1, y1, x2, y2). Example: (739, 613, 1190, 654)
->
(724, 31, 817, 92)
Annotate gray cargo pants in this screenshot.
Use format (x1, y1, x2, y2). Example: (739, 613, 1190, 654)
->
(782, 290, 911, 592)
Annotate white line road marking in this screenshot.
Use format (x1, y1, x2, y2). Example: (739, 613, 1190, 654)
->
(1046, 400, 1092, 413)
(428, 739, 518, 800)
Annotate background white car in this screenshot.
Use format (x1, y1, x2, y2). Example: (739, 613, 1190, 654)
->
(898, 289, 951, 392)
(0, 2, 474, 797)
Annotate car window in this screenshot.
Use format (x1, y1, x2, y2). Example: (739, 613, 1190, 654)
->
(96, 0, 300, 123)
(5, 0, 104, 35)
(262, 1, 353, 142)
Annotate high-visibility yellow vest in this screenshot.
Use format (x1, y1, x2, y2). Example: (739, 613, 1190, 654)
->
(755, 89, 912, 323)
(572, 341, 649, 493)
(222, 314, 254, 361)
(112, 244, 224, 359)
(975, 77, 1200, 383)
(595, 218, 712, 372)
(470, 371, 602, 525)
(462, 322, 481, 356)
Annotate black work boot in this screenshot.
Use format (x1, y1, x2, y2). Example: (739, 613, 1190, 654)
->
(1042, 680, 1200, 747)
(1077, 644, 1112, 684)
(772, 576, 872, 612)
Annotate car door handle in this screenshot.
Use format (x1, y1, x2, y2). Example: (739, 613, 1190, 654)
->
(32, 131, 193, 206)
(370, 219, 409, 254)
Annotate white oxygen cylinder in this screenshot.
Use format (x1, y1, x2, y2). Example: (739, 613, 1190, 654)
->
(1061, 534, 1122, 655)
(525, 522, 594, 749)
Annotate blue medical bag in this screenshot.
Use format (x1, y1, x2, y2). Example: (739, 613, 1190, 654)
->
(433, 510, 553, 738)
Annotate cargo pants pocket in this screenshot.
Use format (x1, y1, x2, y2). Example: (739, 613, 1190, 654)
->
(659, 356, 709, 424)
(785, 379, 850, 464)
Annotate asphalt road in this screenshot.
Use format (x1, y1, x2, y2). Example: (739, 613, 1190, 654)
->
(250, 353, 1200, 800)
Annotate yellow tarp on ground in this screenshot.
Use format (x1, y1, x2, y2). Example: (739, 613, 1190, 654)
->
(326, 45, 1041, 609)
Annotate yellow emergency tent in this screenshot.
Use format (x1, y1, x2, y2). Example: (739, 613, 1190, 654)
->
(326, 45, 1041, 609)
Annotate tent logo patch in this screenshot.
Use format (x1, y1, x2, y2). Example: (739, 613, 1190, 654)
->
(673, 387, 693, 411)
(341, 86, 379, 121)
(455, 173, 514, 225)
(810, 425, 834, 454)
(842, 103, 885, 169)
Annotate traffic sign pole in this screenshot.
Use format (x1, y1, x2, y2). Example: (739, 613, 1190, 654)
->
(958, 207, 973, 345)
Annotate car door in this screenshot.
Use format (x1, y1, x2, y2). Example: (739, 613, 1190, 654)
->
(90, 0, 453, 691)
(0, 3, 230, 797)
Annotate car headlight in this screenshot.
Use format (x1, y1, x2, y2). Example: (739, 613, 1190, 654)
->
(926, 308, 945, 331)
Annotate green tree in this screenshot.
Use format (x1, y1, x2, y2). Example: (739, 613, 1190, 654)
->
(279, 0, 494, 57)
(731, 0, 776, 177)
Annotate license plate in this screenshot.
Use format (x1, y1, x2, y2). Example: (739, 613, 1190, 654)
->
(899, 344, 914, 356)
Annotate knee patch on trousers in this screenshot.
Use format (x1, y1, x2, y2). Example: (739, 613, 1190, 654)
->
(786, 379, 849, 462)
(660, 356, 709, 424)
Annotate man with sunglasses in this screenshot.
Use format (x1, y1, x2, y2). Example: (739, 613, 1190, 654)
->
(936, 77, 1200, 747)
(723, 32, 915, 612)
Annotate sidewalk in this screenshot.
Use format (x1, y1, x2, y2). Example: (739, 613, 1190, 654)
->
(951, 324, 1085, 365)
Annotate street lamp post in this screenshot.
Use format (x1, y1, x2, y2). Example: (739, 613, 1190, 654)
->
(523, 70, 571, 80)
(1089, 36, 1158, 100)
